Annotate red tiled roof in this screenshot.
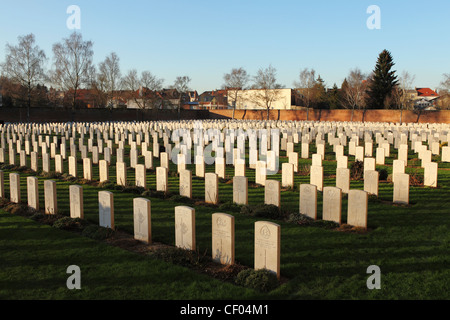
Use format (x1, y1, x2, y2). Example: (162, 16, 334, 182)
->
(416, 88, 439, 97)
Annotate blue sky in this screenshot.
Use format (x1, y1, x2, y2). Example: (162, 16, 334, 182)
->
(0, 0, 449, 93)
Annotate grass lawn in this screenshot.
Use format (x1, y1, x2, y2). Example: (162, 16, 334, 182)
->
(0, 136, 449, 300)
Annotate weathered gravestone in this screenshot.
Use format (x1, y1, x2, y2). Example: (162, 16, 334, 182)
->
(99, 191, 114, 229)
(9, 173, 20, 204)
(205, 172, 219, 204)
(364, 170, 379, 196)
(68, 156, 77, 177)
(44, 180, 57, 215)
(0, 170, 4, 198)
(281, 162, 294, 188)
(233, 176, 248, 206)
(212, 213, 235, 265)
(42, 153, 50, 173)
(83, 158, 93, 181)
(116, 161, 127, 186)
(442, 146, 450, 162)
(424, 162, 438, 187)
(69, 185, 84, 219)
(393, 173, 409, 205)
(336, 168, 350, 193)
(135, 164, 147, 189)
(347, 189, 368, 229)
(179, 169, 192, 199)
(392, 159, 405, 183)
(322, 186, 342, 224)
(255, 161, 266, 186)
(299, 184, 317, 219)
(27, 176, 39, 211)
(175, 206, 195, 250)
(264, 179, 280, 207)
(310, 165, 323, 192)
(254, 221, 281, 279)
(156, 166, 168, 193)
(133, 198, 151, 244)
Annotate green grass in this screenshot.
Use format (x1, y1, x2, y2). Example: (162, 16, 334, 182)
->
(1, 137, 449, 299)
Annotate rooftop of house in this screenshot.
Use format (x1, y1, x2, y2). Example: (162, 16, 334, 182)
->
(416, 88, 439, 97)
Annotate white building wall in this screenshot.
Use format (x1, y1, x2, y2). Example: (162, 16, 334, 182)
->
(227, 88, 292, 110)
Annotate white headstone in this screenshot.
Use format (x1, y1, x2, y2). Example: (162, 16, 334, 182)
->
(133, 198, 151, 244)
(322, 186, 342, 224)
(347, 190, 368, 229)
(69, 185, 84, 219)
(44, 180, 57, 215)
(99, 191, 114, 229)
(212, 213, 235, 265)
(254, 221, 281, 279)
(175, 206, 195, 250)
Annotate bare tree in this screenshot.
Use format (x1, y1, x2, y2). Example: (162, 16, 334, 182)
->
(438, 73, 450, 110)
(342, 68, 368, 121)
(51, 32, 94, 110)
(141, 70, 164, 109)
(171, 76, 191, 119)
(439, 73, 450, 95)
(121, 69, 164, 109)
(1, 33, 47, 119)
(223, 67, 249, 119)
(121, 69, 141, 108)
(293, 68, 316, 120)
(393, 71, 416, 123)
(252, 65, 283, 120)
(98, 52, 121, 109)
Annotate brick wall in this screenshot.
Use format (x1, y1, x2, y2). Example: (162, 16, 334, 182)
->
(1, 107, 449, 124)
(208, 109, 450, 124)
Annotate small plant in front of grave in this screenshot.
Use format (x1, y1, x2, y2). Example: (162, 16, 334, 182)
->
(252, 204, 283, 219)
(298, 164, 311, 176)
(376, 168, 388, 181)
(152, 246, 209, 268)
(40, 171, 62, 179)
(52, 217, 89, 231)
(235, 269, 279, 292)
(287, 212, 315, 226)
(81, 225, 115, 240)
(141, 189, 169, 199)
(240, 204, 284, 220)
(312, 219, 341, 230)
(350, 160, 364, 180)
(61, 173, 77, 182)
(98, 180, 115, 189)
(169, 171, 178, 177)
(30, 212, 46, 222)
(4, 202, 32, 216)
(169, 194, 195, 204)
(29, 212, 65, 225)
(219, 201, 243, 213)
(121, 185, 145, 195)
(0, 196, 10, 207)
(408, 168, 424, 186)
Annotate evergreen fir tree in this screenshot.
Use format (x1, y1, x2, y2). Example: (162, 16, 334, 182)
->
(365, 50, 398, 109)
(328, 83, 342, 109)
(312, 75, 328, 109)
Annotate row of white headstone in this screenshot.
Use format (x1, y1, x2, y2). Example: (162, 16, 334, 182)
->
(0, 169, 281, 279)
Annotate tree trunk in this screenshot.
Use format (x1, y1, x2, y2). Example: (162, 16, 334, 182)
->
(27, 90, 31, 123)
(72, 88, 77, 111)
(400, 106, 403, 124)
